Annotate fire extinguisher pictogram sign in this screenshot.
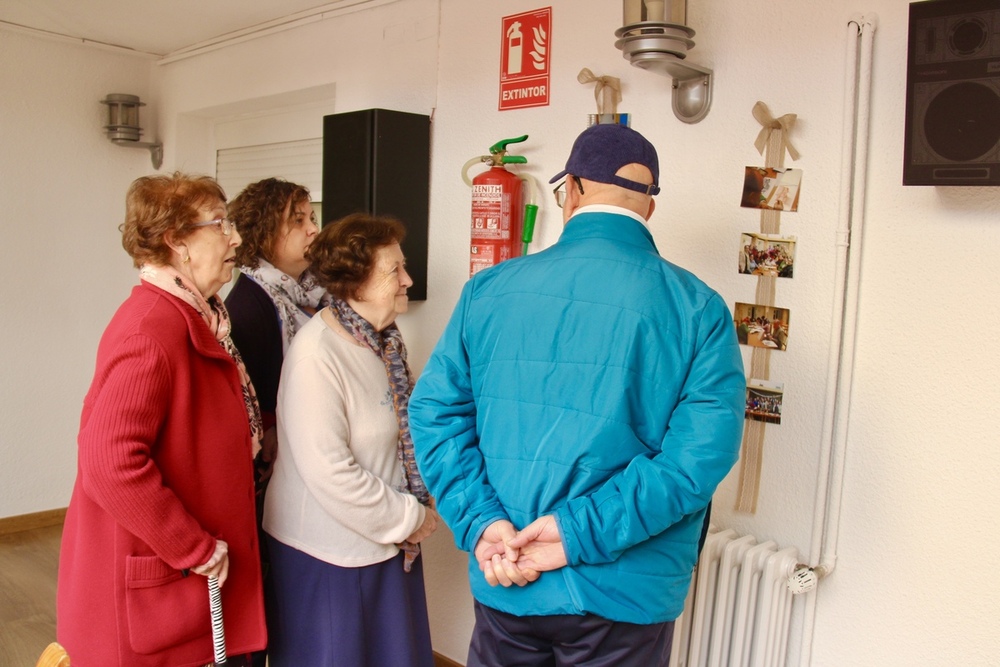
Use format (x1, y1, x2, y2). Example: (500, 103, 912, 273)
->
(499, 7, 552, 111)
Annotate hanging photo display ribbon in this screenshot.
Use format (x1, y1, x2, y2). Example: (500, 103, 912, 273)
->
(734, 101, 800, 514)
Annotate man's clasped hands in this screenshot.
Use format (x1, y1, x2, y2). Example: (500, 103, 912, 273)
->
(473, 515, 569, 587)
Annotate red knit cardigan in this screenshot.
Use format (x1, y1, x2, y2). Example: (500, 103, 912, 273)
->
(57, 283, 266, 666)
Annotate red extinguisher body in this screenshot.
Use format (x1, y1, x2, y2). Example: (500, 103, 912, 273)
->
(470, 166, 524, 276)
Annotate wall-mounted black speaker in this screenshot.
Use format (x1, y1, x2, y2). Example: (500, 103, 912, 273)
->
(322, 109, 430, 300)
(904, 0, 1000, 185)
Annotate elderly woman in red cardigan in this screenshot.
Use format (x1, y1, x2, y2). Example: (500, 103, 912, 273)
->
(57, 173, 267, 666)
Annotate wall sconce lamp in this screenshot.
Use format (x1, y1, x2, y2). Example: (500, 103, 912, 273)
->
(616, 0, 713, 124)
(100, 94, 163, 169)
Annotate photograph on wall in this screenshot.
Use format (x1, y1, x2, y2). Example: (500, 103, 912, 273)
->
(740, 167, 803, 211)
(739, 232, 797, 278)
(746, 379, 784, 425)
(734, 302, 790, 351)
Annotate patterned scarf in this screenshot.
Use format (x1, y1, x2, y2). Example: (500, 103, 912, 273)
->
(328, 298, 431, 572)
(139, 264, 264, 458)
(242, 258, 331, 354)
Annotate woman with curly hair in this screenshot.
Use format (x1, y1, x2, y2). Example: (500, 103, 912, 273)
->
(225, 178, 327, 483)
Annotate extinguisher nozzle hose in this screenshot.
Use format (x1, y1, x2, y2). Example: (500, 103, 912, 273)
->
(461, 156, 492, 187)
(522, 204, 539, 255)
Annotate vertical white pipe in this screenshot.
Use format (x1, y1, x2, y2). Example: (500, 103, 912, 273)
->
(808, 15, 861, 579)
(820, 12, 877, 578)
(800, 13, 877, 667)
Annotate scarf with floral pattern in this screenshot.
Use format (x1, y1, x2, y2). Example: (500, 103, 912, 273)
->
(140, 264, 263, 457)
(241, 258, 330, 354)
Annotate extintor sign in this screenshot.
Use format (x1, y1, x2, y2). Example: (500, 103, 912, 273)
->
(499, 7, 552, 111)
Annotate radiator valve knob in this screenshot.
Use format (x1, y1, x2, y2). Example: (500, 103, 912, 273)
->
(787, 566, 819, 594)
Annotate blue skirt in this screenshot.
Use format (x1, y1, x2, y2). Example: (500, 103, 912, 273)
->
(265, 534, 434, 667)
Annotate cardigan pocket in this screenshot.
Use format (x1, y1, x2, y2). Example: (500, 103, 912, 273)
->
(124, 555, 212, 655)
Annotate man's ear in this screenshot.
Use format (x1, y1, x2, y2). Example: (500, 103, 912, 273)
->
(644, 197, 656, 221)
(562, 176, 583, 224)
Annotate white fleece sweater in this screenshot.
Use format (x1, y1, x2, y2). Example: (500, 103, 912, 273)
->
(262, 312, 426, 567)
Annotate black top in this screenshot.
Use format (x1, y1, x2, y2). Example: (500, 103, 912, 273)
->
(225, 273, 283, 421)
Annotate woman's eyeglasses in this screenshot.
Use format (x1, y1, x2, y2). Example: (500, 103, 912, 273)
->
(191, 217, 234, 236)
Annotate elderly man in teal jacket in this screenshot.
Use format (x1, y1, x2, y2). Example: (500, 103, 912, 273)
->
(410, 123, 745, 667)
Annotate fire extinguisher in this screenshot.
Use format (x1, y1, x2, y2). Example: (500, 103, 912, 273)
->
(462, 135, 539, 277)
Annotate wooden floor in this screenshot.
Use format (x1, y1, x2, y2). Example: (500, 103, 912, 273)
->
(0, 523, 461, 667)
(0, 523, 62, 667)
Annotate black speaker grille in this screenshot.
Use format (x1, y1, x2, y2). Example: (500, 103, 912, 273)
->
(924, 82, 1000, 161)
(904, 0, 1000, 186)
(948, 17, 989, 56)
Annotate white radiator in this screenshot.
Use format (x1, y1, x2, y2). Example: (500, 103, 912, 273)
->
(669, 528, 805, 667)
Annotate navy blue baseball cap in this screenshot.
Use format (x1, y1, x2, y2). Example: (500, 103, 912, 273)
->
(549, 124, 660, 196)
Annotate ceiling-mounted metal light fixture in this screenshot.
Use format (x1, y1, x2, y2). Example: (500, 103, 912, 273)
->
(100, 94, 163, 169)
(616, 0, 713, 124)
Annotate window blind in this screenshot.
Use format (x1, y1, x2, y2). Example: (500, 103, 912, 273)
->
(216, 138, 323, 202)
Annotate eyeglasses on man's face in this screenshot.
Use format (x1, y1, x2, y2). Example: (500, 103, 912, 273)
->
(552, 177, 585, 208)
(191, 217, 234, 236)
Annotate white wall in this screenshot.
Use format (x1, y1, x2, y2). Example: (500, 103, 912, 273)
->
(807, 4, 1000, 664)
(4, 0, 1000, 665)
(428, 3, 1000, 664)
(426, 0, 843, 661)
(0, 31, 156, 517)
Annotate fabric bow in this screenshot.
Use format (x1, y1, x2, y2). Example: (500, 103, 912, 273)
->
(752, 101, 801, 162)
(578, 68, 622, 115)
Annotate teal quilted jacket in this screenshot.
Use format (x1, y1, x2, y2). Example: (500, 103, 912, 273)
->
(410, 209, 745, 623)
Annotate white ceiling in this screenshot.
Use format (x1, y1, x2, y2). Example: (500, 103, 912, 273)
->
(0, 0, 381, 57)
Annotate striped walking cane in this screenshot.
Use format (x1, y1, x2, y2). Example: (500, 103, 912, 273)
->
(207, 575, 227, 665)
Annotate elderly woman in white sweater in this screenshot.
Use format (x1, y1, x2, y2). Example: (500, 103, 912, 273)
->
(262, 213, 438, 666)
